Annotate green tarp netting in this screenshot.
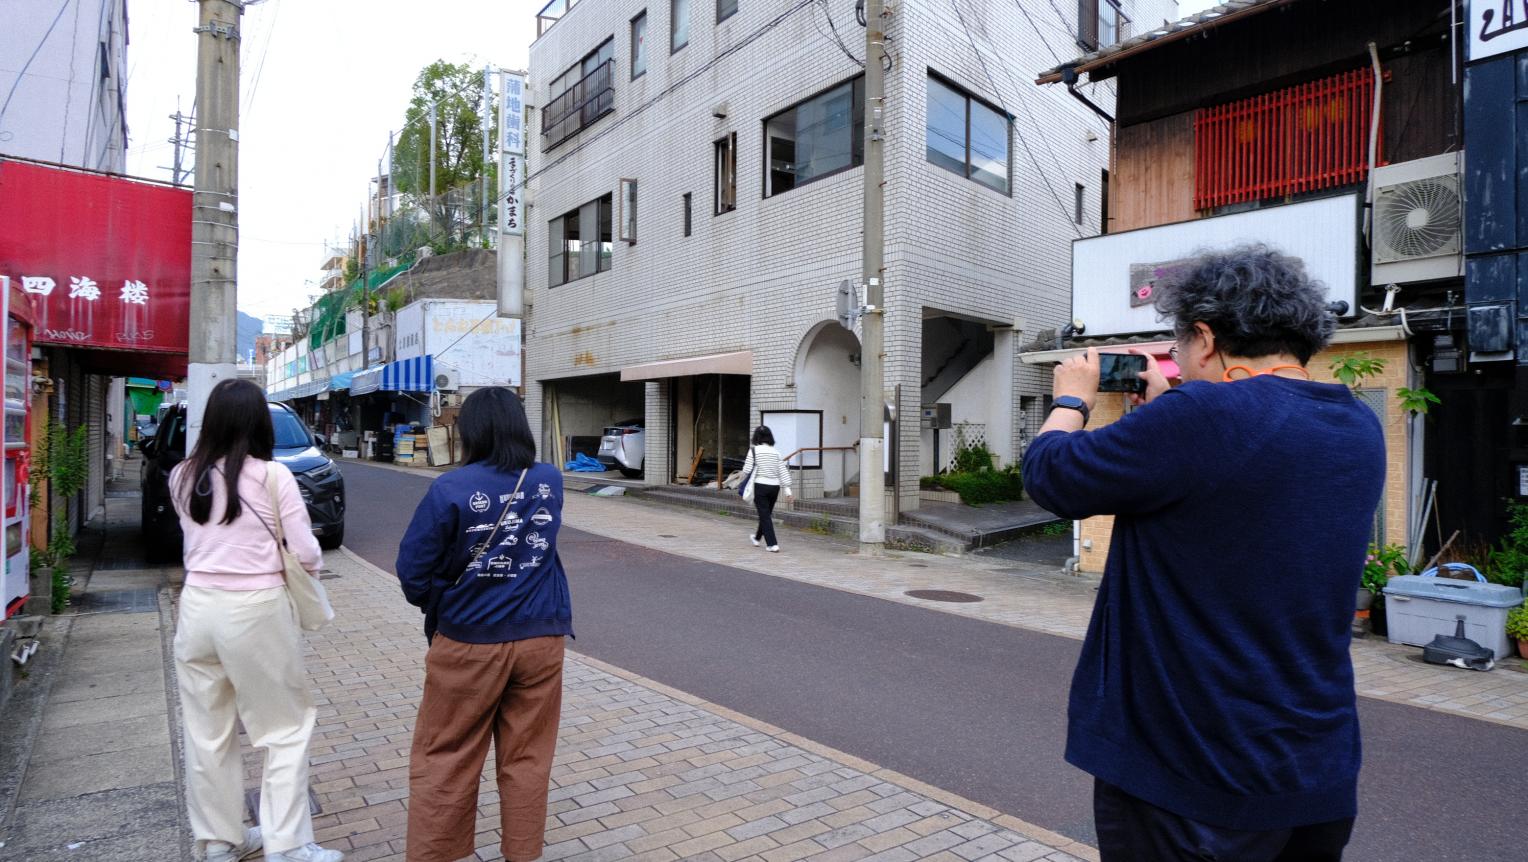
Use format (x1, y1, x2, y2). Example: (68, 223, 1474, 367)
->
(307, 255, 415, 350)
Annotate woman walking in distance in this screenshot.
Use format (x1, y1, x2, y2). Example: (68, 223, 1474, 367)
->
(171, 379, 342, 862)
(742, 425, 793, 552)
(397, 387, 573, 862)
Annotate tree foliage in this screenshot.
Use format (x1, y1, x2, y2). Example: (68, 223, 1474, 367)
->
(392, 61, 497, 204)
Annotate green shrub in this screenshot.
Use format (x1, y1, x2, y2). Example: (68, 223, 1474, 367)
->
(1506, 603, 1528, 643)
(1363, 543, 1410, 595)
(952, 443, 995, 474)
(1487, 502, 1528, 588)
(936, 469, 1023, 506)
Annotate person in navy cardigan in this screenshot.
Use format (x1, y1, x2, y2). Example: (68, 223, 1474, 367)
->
(1023, 245, 1384, 862)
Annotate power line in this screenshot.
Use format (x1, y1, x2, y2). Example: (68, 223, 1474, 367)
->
(813, 0, 864, 68)
(244, 0, 281, 116)
(1014, 0, 1064, 64)
(0, 0, 73, 133)
(949, 0, 1081, 237)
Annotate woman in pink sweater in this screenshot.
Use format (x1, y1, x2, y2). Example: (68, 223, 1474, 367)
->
(169, 379, 342, 862)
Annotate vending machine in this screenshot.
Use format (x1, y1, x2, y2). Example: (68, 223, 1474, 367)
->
(1, 276, 33, 619)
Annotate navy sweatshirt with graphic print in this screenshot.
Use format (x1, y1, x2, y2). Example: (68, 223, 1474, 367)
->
(396, 461, 573, 644)
(1023, 376, 1384, 832)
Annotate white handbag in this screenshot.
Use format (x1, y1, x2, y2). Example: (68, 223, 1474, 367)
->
(264, 463, 335, 631)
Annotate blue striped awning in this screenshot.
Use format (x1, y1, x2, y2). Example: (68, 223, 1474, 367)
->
(382, 355, 434, 393)
(352, 356, 433, 396)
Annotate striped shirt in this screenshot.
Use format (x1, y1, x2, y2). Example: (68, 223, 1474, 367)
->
(742, 445, 792, 489)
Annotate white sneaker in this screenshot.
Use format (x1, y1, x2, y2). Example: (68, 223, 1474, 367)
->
(749, 533, 760, 547)
(265, 843, 345, 862)
(205, 827, 261, 862)
(767, 545, 780, 553)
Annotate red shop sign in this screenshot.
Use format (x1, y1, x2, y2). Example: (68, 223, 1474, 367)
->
(0, 159, 190, 356)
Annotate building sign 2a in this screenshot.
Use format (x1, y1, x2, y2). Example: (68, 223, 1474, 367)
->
(0, 160, 191, 356)
(1470, 1, 1528, 61)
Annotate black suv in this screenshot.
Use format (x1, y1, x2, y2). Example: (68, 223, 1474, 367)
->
(141, 402, 346, 558)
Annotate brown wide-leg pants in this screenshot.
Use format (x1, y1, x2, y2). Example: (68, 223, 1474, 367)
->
(407, 634, 565, 862)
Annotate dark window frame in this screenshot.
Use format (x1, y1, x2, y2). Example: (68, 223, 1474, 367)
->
(1077, 0, 1125, 51)
(682, 192, 693, 236)
(631, 11, 648, 80)
(1074, 182, 1085, 225)
(924, 71, 1013, 197)
(717, 0, 737, 23)
(761, 75, 866, 200)
(547, 193, 615, 287)
(714, 132, 737, 215)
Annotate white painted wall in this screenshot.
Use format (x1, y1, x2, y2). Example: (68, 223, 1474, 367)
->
(0, 0, 129, 173)
(920, 353, 994, 475)
(793, 324, 861, 493)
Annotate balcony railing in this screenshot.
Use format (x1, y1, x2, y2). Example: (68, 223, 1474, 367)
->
(542, 59, 614, 149)
(537, 0, 578, 37)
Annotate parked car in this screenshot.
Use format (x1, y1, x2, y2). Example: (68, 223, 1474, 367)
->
(140, 401, 346, 560)
(597, 418, 645, 478)
(131, 415, 158, 450)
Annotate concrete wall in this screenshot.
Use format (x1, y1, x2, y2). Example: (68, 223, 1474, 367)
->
(524, 0, 1174, 504)
(0, 0, 129, 172)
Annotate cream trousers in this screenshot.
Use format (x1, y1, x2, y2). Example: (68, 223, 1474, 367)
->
(174, 585, 317, 854)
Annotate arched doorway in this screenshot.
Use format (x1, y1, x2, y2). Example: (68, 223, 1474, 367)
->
(792, 322, 860, 495)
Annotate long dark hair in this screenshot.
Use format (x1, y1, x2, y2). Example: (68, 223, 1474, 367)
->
(178, 379, 274, 525)
(459, 387, 536, 472)
(751, 426, 774, 446)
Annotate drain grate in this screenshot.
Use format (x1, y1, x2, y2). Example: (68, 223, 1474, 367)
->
(71, 588, 159, 614)
(93, 555, 151, 571)
(904, 589, 983, 603)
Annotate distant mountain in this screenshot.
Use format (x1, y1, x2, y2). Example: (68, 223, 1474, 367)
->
(237, 312, 263, 362)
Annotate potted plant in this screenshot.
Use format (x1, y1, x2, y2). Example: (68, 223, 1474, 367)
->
(1505, 602, 1528, 660)
(1361, 544, 1407, 609)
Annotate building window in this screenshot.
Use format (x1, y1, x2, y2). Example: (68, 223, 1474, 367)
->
(925, 74, 1010, 195)
(548, 194, 614, 286)
(619, 178, 638, 243)
(1074, 183, 1085, 224)
(672, 0, 690, 52)
(764, 76, 864, 198)
(718, 0, 737, 22)
(1077, 0, 1125, 50)
(631, 12, 648, 79)
(544, 37, 616, 148)
(682, 192, 692, 236)
(715, 133, 737, 214)
(1100, 168, 1110, 234)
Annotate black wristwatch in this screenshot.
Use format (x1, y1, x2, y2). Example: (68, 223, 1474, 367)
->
(1050, 395, 1090, 426)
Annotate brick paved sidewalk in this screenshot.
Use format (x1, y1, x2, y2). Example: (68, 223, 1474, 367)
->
(297, 548, 1095, 862)
(551, 492, 1528, 731)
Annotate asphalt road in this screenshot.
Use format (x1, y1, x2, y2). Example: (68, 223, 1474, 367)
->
(340, 460, 1527, 860)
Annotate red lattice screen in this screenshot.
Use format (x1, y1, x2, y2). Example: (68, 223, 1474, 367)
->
(1194, 68, 1383, 211)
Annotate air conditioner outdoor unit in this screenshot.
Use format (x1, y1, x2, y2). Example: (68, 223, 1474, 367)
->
(1371, 152, 1463, 285)
(433, 368, 461, 391)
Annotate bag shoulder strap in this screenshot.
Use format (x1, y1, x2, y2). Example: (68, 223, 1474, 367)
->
(263, 461, 289, 548)
(460, 468, 529, 583)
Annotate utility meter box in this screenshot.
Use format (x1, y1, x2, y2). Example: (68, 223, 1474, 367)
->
(921, 403, 952, 430)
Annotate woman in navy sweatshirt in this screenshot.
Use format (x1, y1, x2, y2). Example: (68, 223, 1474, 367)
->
(396, 388, 572, 862)
(1023, 246, 1383, 862)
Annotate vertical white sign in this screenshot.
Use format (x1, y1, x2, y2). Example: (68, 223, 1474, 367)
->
(498, 71, 528, 319)
(1470, 1, 1528, 61)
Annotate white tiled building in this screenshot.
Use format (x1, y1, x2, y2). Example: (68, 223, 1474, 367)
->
(524, 0, 1175, 507)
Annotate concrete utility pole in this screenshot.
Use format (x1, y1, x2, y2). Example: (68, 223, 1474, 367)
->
(857, 0, 887, 548)
(187, 0, 246, 451)
(428, 100, 438, 232)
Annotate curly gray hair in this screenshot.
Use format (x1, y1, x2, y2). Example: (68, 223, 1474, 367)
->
(1154, 244, 1336, 364)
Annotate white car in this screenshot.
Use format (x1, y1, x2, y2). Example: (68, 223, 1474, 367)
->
(597, 419, 644, 478)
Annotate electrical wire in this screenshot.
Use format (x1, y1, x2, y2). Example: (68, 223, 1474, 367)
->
(244, 0, 282, 117)
(815, 0, 864, 68)
(0, 0, 74, 131)
(949, 0, 1082, 237)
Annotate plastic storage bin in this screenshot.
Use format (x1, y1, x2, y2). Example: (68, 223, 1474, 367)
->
(1383, 566, 1523, 660)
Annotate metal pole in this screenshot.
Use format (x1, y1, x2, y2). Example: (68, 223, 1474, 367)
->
(187, 0, 244, 452)
(428, 100, 437, 232)
(481, 64, 493, 240)
(716, 376, 724, 491)
(858, 0, 887, 548)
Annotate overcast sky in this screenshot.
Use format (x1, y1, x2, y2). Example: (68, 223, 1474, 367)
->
(122, 0, 534, 327)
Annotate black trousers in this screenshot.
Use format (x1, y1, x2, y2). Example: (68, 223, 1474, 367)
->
(752, 484, 780, 547)
(1094, 779, 1353, 862)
